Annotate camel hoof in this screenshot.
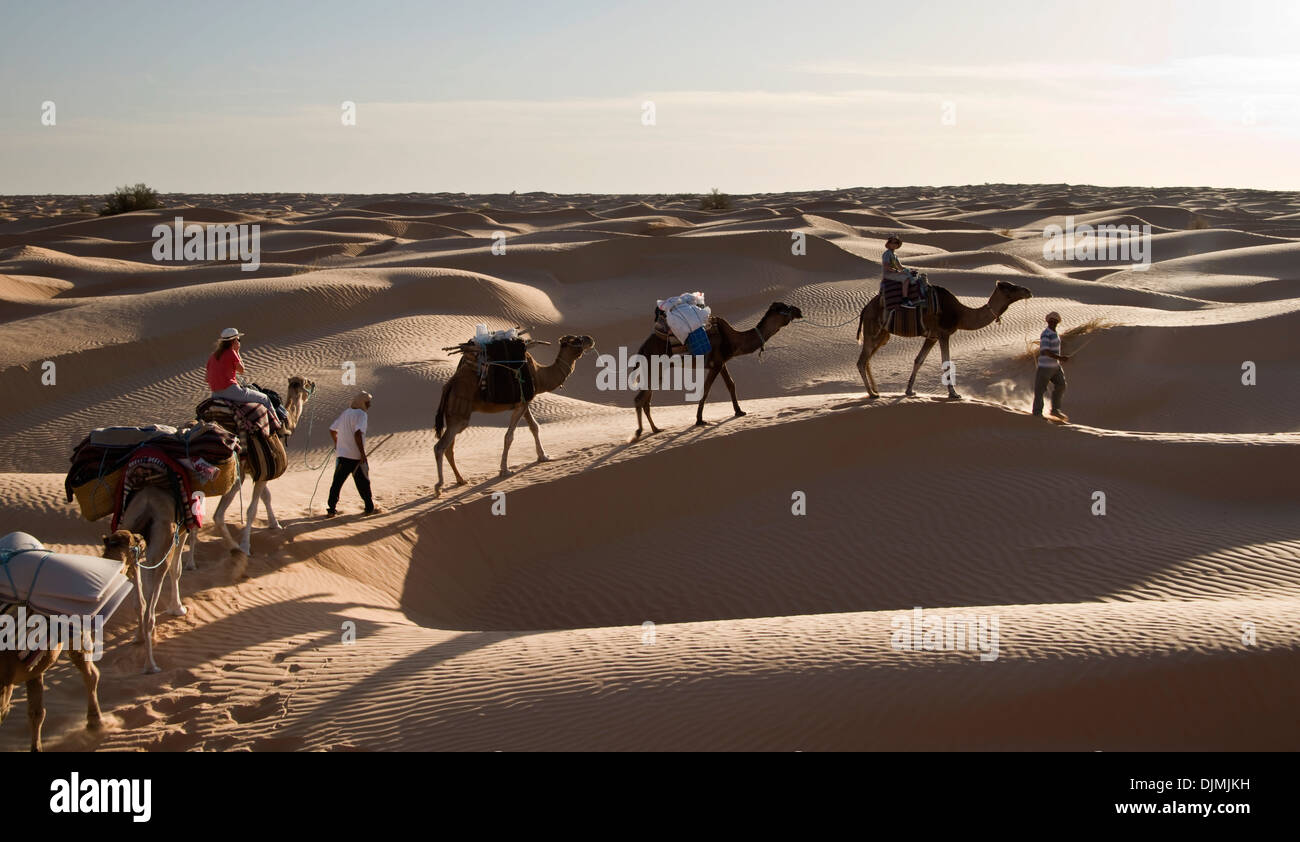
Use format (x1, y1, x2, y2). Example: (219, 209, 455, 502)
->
(694, 420, 709, 427)
(904, 390, 916, 397)
(536, 454, 552, 463)
(87, 717, 103, 732)
(499, 469, 513, 478)
(734, 410, 747, 418)
(268, 522, 283, 531)
(144, 664, 162, 675)
(167, 604, 188, 617)
(948, 393, 964, 401)
(183, 561, 197, 572)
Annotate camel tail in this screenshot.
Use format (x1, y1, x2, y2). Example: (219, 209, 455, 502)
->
(856, 304, 867, 341)
(435, 379, 452, 439)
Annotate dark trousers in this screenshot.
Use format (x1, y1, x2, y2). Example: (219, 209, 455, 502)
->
(1032, 365, 1067, 415)
(327, 457, 373, 512)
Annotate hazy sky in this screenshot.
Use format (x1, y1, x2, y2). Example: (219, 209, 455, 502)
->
(2, 0, 1298, 193)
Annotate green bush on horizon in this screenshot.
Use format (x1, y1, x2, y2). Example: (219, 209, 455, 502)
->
(100, 183, 164, 216)
(699, 188, 731, 210)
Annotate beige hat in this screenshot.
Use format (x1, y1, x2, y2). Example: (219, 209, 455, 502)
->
(219, 327, 244, 340)
(350, 391, 373, 409)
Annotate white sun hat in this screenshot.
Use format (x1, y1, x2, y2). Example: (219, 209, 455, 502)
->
(219, 327, 245, 340)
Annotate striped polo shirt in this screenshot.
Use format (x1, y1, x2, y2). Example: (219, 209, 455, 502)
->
(1038, 327, 1062, 368)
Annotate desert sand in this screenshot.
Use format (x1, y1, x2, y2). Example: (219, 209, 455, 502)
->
(1, 184, 1297, 751)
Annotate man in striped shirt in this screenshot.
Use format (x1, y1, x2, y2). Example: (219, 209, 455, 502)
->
(1032, 311, 1070, 420)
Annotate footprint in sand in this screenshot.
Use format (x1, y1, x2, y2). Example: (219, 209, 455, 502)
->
(229, 692, 287, 724)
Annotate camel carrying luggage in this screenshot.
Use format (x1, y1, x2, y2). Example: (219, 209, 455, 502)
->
(656, 292, 713, 355)
(478, 336, 536, 404)
(0, 532, 134, 638)
(66, 423, 240, 520)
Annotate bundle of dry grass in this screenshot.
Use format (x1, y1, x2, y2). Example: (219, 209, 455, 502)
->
(1019, 317, 1119, 365)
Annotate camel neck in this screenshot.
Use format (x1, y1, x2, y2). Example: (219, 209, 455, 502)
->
(960, 300, 1002, 330)
(536, 352, 578, 393)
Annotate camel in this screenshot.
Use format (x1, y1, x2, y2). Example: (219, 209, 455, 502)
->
(102, 488, 187, 674)
(633, 301, 803, 438)
(855, 280, 1032, 399)
(210, 376, 315, 556)
(434, 334, 596, 496)
(1, 620, 102, 751)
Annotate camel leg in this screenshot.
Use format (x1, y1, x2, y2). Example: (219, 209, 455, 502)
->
(0, 682, 11, 730)
(905, 338, 937, 397)
(719, 364, 744, 417)
(26, 675, 45, 751)
(524, 405, 550, 462)
(68, 650, 103, 732)
(694, 366, 722, 426)
(434, 432, 451, 497)
(181, 525, 198, 571)
(239, 480, 266, 555)
(858, 329, 888, 398)
(164, 530, 187, 617)
(939, 333, 962, 399)
(141, 568, 166, 674)
(434, 420, 468, 497)
(212, 483, 240, 550)
(634, 388, 662, 438)
(500, 404, 527, 477)
(445, 440, 467, 485)
(262, 483, 281, 529)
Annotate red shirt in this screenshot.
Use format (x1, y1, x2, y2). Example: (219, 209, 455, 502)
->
(206, 347, 240, 391)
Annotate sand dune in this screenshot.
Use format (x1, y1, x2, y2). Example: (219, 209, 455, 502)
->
(1, 184, 1297, 751)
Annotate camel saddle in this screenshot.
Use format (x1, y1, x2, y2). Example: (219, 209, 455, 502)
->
(654, 313, 717, 355)
(882, 285, 942, 338)
(195, 399, 287, 482)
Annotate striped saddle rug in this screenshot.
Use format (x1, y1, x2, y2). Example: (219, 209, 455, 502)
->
(195, 401, 288, 482)
(884, 286, 941, 338)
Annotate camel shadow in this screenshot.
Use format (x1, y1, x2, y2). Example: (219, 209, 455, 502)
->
(0, 592, 398, 752)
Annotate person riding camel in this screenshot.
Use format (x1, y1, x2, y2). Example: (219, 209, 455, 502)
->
(882, 236, 923, 306)
(205, 328, 280, 426)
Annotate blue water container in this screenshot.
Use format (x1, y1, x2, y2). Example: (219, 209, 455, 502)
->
(686, 326, 711, 355)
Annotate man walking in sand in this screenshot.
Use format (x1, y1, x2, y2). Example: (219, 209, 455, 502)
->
(326, 391, 383, 517)
(1032, 311, 1070, 421)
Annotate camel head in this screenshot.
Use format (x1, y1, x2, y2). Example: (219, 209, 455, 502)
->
(763, 302, 803, 328)
(102, 530, 146, 579)
(286, 375, 316, 401)
(989, 281, 1032, 322)
(282, 375, 316, 433)
(556, 334, 596, 361)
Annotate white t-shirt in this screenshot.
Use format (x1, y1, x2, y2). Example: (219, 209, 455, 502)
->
(330, 408, 368, 460)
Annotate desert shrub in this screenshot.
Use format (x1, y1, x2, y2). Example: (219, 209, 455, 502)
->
(100, 183, 163, 216)
(699, 188, 731, 210)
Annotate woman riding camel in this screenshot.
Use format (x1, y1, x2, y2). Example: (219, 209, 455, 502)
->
(881, 236, 922, 305)
(205, 327, 279, 424)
